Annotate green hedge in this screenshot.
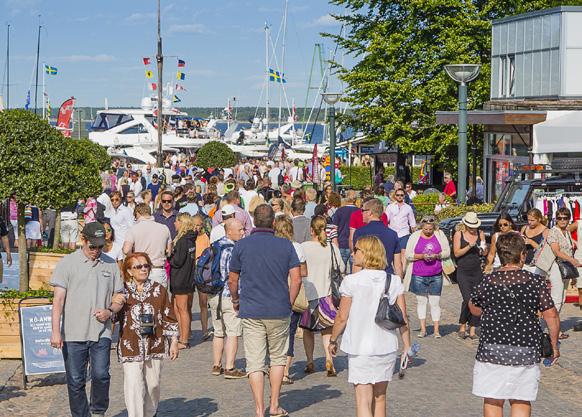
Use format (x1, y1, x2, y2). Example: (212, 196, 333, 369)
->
(436, 203, 495, 221)
(340, 165, 373, 189)
(412, 193, 454, 218)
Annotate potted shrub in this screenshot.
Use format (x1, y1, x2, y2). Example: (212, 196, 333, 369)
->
(28, 247, 75, 290)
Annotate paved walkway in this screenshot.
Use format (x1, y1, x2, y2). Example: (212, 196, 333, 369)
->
(1, 285, 581, 417)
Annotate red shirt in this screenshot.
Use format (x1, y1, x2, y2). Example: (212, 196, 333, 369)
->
(444, 180, 457, 197)
(349, 209, 388, 230)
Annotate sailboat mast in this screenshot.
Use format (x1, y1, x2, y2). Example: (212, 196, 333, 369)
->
(156, 0, 164, 169)
(33, 17, 41, 115)
(265, 22, 269, 142)
(278, 0, 288, 136)
(6, 24, 9, 109)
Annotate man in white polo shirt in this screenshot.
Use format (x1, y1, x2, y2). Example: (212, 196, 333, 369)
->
(123, 203, 172, 287)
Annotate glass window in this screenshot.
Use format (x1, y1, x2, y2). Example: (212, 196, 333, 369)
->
(91, 113, 133, 131)
(119, 124, 147, 135)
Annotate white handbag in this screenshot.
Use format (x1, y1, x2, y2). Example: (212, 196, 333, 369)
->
(533, 239, 555, 273)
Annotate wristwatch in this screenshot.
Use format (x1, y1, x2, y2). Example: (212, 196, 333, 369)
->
(329, 339, 338, 346)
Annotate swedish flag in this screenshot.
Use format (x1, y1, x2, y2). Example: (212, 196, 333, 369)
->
(44, 65, 58, 75)
(268, 68, 286, 83)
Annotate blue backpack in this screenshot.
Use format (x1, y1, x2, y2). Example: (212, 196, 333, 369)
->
(194, 241, 234, 295)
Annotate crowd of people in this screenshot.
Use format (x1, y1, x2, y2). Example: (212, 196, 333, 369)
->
(13, 153, 572, 417)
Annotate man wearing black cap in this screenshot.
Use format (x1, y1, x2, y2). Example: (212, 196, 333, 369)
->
(50, 222, 125, 417)
(146, 173, 162, 200)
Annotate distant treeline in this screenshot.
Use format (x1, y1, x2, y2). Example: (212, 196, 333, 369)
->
(70, 106, 338, 123)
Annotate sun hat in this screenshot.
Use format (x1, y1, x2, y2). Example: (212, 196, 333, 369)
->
(291, 180, 302, 189)
(461, 212, 481, 229)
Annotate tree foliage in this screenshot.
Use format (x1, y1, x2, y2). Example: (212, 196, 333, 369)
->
(0, 110, 108, 209)
(327, 0, 581, 170)
(195, 141, 238, 169)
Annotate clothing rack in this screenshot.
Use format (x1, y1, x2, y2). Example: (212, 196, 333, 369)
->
(535, 192, 582, 197)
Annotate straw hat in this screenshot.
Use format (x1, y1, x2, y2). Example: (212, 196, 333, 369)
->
(461, 212, 481, 228)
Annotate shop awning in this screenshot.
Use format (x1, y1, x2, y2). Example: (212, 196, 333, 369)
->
(436, 110, 547, 126)
(533, 111, 582, 154)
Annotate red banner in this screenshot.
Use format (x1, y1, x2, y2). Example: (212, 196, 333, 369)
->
(56, 97, 75, 137)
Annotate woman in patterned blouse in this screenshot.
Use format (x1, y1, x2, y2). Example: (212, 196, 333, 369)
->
(117, 252, 179, 417)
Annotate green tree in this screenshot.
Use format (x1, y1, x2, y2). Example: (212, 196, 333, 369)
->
(327, 0, 581, 171)
(195, 141, 238, 169)
(0, 110, 109, 290)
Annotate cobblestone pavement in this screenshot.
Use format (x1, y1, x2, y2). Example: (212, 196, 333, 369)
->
(1, 285, 581, 417)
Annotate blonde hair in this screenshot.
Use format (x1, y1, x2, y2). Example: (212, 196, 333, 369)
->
(311, 215, 328, 247)
(273, 215, 294, 241)
(248, 195, 265, 217)
(173, 212, 196, 245)
(305, 188, 317, 202)
(355, 236, 387, 270)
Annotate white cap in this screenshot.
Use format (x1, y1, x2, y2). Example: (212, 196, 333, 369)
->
(221, 204, 236, 217)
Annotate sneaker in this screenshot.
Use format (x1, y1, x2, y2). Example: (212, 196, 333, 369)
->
(224, 368, 246, 379)
(212, 365, 224, 376)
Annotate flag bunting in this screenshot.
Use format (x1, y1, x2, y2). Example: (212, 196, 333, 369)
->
(177, 59, 185, 67)
(143, 57, 151, 65)
(173, 95, 181, 103)
(177, 71, 186, 80)
(145, 70, 154, 78)
(148, 83, 157, 91)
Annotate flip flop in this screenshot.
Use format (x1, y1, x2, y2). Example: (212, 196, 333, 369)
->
(270, 408, 289, 417)
(559, 333, 570, 340)
(177, 341, 191, 350)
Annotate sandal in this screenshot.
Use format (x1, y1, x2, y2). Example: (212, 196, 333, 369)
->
(326, 360, 337, 377)
(559, 332, 570, 340)
(202, 330, 214, 341)
(270, 408, 289, 417)
(457, 331, 467, 340)
(304, 362, 315, 374)
(418, 331, 426, 338)
(177, 341, 190, 350)
(282, 375, 294, 385)
(434, 333, 442, 339)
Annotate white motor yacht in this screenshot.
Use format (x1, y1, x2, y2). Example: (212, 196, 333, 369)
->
(88, 98, 218, 149)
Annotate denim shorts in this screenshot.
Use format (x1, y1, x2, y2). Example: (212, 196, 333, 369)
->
(398, 235, 410, 251)
(410, 274, 443, 296)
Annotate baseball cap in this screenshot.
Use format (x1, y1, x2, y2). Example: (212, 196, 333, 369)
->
(152, 173, 158, 179)
(82, 222, 106, 246)
(221, 204, 236, 217)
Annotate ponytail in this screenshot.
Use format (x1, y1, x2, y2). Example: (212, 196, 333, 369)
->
(311, 215, 328, 247)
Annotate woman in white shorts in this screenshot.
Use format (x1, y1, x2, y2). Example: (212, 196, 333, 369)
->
(328, 236, 411, 417)
(469, 232, 560, 417)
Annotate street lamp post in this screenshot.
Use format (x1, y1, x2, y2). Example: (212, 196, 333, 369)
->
(322, 92, 342, 192)
(445, 64, 480, 204)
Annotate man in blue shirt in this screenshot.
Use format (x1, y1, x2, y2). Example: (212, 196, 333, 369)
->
(353, 198, 403, 277)
(229, 204, 301, 417)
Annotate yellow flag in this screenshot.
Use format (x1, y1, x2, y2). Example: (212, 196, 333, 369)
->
(145, 70, 154, 79)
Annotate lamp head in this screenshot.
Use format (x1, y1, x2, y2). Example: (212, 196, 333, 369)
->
(445, 64, 481, 84)
(321, 92, 342, 105)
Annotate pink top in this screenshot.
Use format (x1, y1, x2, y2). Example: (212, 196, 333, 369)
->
(9, 199, 17, 221)
(412, 234, 442, 276)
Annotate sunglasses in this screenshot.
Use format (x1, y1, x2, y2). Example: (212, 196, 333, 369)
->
(131, 264, 151, 270)
(395, 194, 405, 197)
(89, 244, 104, 250)
(556, 216, 569, 221)
(162, 200, 173, 203)
(499, 222, 511, 227)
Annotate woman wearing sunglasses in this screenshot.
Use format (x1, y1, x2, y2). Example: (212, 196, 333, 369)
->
(547, 207, 581, 339)
(485, 213, 517, 274)
(117, 252, 179, 417)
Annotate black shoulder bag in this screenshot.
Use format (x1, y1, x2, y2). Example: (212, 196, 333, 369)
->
(375, 274, 406, 330)
(329, 245, 342, 307)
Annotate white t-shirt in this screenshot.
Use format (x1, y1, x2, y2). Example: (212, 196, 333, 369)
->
(289, 166, 303, 182)
(269, 167, 281, 187)
(292, 242, 306, 263)
(210, 224, 226, 244)
(339, 269, 403, 356)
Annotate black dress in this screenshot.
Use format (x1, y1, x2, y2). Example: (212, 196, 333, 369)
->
(169, 230, 197, 294)
(456, 231, 483, 327)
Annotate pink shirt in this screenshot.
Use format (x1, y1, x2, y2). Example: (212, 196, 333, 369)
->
(385, 202, 416, 238)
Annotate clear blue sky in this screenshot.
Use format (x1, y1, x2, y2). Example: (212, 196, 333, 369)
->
(0, 0, 347, 110)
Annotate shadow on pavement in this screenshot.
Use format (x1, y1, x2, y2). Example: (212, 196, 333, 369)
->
(111, 397, 218, 417)
(279, 384, 342, 413)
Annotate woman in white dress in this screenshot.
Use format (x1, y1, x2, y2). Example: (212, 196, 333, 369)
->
(469, 232, 560, 417)
(328, 236, 411, 417)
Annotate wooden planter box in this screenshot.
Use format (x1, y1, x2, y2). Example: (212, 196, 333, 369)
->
(0, 298, 51, 359)
(28, 252, 67, 290)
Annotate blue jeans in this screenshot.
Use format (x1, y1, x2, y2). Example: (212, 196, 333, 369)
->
(339, 248, 352, 274)
(62, 338, 112, 417)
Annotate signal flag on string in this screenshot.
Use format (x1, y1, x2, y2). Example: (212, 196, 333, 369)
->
(173, 95, 181, 103)
(175, 84, 186, 91)
(177, 59, 185, 67)
(146, 70, 154, 78)
(143, 57, 151, 65)
(148, 83, 157, 91)
(177, 71, 186, 80)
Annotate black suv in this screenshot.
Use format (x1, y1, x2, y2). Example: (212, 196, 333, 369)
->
(439, 167, 582, 242)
